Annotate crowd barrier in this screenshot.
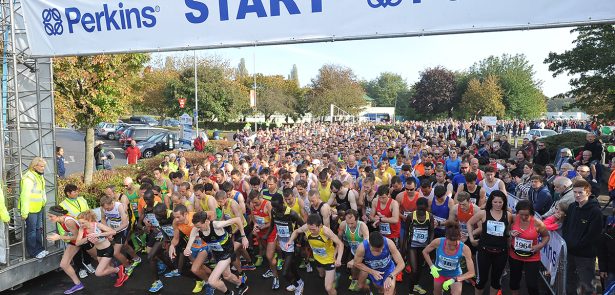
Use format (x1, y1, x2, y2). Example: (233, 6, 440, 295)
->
(507, 193, 567, 295)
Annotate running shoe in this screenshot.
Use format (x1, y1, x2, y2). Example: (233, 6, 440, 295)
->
(84, 263, 96, 274)
(254, 255, 263, 267)
(114, 265, 129, 287)
(192, 280, 204, 293)
(237, 284, 249, 295)
(240, 272, 248, 284)
(395, 272, 403, 282)
(262, 269, 274, 278)
(78, 269, 88, 279)
(35, 250, 48, 259)
(413, 284, 427, 295)
(496, 290, 502, 295)
(286, 284, 296, 292)
(131, 257, 142, 268)
(276, 258, 284, 270)
(164, 269, 181, 278)
(149, 280, 163, 293)
(405, 265, 412, 273)
(272, 277, 280, 290)
(204, 285, 215, 295)
(126, 265, 136, 276)
(348, 280, 359, 292)
(294, 279, 304, 295)
(157, 261, 167, 274)
(64, 283, 84, 294)
(242, 263, 256, 271)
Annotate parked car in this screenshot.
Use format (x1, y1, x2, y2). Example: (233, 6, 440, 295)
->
(561, 128, 590, 134)
(95, 123, 119, 139)
(525, 129, 558, 140)
(160, 118, 180, 127)
(120, 126, 167, 148)
(137, 131, 180, 158)
(128, 116, 159, 127)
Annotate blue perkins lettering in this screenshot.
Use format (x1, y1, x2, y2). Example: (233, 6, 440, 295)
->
(65, 2, 157, 34)
(184, 0, 322, 24)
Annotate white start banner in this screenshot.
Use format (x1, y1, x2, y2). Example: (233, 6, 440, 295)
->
(22, 0, 615, 57)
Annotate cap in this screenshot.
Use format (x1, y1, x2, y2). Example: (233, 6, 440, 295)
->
(95, 140, 104, 146)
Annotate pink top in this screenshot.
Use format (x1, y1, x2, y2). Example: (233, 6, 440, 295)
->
(543, 215, 560, 231)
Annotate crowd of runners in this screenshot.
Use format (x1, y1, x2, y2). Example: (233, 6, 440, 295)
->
(45, 120, 615, 295)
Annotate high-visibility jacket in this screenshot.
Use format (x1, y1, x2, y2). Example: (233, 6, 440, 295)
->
(609, 169, 615, 192)
(60, 197, 90, 218)
(19, 169, 46, 218)
(0, 185, 9, 222)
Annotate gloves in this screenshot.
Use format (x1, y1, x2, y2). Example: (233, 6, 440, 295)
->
(430, 265, 441, 278)
(442, 278, 455, 291)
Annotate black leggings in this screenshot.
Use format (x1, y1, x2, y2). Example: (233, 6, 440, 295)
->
(148, 240, 174, 281)
(408, 247, 425, 291)
(475, 249, 508, 290)
(282, 251, 300, 285)
(509, 258, 540, 295)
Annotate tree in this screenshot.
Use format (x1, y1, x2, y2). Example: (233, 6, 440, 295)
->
(308, 64, 366, 117)
(460, 75, 506, 119)
(546, 96, 581, 112)
(236, 58, 249, 80)
(250, 74, 298, 122)
(545, 25, 615, 118)
(133, 67, 179, 118)
(412, 67, 457, 118)
(54, 54, 149, 184)
(166, 57, 249, 122)
(363, 72, 409, 108)
(468, 54, 546, 119)
(289, 64, 299, 87)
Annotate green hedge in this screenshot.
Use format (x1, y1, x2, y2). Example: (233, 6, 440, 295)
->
(539, 132, 609, 161)
(57, 141, 234, 208)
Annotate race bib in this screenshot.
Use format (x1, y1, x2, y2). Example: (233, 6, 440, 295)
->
(282, 240, 295, 253)
(224, 213, 231, 220)
(403, 211, 411, 218)
(434, 216, 446, 229)
(130, 202, 138, 212)
(161, 225, 174, 237)
(349, 241, 360, 254)
(366, 256, 391, 270)
(486, 220, 505, 237)
(380, 223, 391, 235)
(277, 225, 290, 238)
(412, 229, 428, 243)
(208, 242, 223, 252)
(460, 222, 468, 235)
(255, 216, 265, 225)
(108, 220, 122, 229)
(513, 237, 533, 252)
(365, 207, 372, 217)
(312, 247, 326, 257)
(437, 256, 458, 271)
(145, 213, 159, 227)
(470, 198, 477, 205)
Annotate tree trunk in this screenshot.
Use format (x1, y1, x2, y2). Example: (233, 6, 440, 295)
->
(83, 127, 95, 185)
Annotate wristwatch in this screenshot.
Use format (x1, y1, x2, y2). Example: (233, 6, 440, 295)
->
(388, 274, 395, 280)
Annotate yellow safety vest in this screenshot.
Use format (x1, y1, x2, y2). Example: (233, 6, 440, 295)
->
(60, 197, 90, 218)
(19, 170, 46, 217)
(0, 185, 9, 222)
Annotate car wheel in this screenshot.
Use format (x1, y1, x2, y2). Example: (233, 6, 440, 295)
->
(143, 149, 155, 158)
(107, 133, 115, 140)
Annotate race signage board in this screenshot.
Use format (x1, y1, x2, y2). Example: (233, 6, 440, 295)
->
(22, 0, 615, 56)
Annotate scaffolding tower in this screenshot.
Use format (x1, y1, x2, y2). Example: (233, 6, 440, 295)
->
(0, 0, 60, 291)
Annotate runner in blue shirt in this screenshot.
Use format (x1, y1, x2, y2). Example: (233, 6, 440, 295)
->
(353, 232, 405, 295)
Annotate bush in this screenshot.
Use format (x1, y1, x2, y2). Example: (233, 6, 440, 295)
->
(56, 148, 231, 208)
(539, 132, 609, 161)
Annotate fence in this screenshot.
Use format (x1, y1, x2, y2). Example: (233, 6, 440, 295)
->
(507, 193, 568, 295)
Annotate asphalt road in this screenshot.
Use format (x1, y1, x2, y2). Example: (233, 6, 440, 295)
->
(1, 251, 551, 295)
(56, 128, 129, 177)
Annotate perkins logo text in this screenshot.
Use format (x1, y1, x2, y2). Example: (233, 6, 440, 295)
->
(42, 2, 159, 36)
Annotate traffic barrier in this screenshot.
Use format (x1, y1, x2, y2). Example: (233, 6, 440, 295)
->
(507, 193, 567, 295)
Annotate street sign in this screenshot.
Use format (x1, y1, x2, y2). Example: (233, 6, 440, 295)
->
(178, 97, 186, 108)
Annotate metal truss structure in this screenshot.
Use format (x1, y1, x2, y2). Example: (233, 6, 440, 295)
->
(0, 0, 60, 291)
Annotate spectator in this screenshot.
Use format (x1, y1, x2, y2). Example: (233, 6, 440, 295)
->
(125, 140, 141, 165)
(562, 179, 603, 295)
(599, 224, 615, 291)
(527, 175, 553, 216)
(575, 150, 598, 183)
(56, 146, 66, 178)
(556, 148, 573, 171)
(94, 141, 107, 170)
(193, 135, 205, 152)
(515, 163, 535, 200)
(560, 163, 577, 179)
(20, 157, 48, 259)
(544, 164, 557, 194)
(575, 165, 600, 197)
(533, 141, 550, 167)
(583, 133, 603, 163)
(542, 176, 574, 218)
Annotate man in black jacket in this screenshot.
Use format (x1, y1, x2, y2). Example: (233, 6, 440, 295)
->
(583, 133, 603, 163)
(533, 141, 550, 167)
(562, 179, 603, 295)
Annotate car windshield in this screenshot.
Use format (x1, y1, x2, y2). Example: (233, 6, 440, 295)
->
(145, 132, 166, 143)
(542, 130, 557, 136)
